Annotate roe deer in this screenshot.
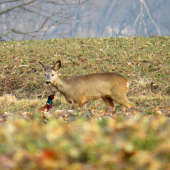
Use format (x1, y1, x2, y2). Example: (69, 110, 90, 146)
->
(39, 60, 135, 110)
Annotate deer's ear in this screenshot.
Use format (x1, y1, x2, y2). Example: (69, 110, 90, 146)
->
(54, 60, 61, 71)
(39, 62, 47, 70)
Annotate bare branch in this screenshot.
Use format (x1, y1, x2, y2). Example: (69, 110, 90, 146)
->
(0, 0, 89, 40)
(140, 0, 161, 35)
(0, 1, 19, 4)
(0, 30, 12, 38)
(0, 0, 37, 15)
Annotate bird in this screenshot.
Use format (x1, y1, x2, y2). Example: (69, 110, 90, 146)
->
(38, 95, 55, 112)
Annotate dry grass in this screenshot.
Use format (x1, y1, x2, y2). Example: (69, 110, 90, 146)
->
(1, 115, 170, 169)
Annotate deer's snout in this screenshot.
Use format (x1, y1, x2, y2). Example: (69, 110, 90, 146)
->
(46, 81, 51, 84)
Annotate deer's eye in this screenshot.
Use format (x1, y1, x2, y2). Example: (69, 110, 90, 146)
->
(51, 74, 54, 76)
(44, 74, 46, 77)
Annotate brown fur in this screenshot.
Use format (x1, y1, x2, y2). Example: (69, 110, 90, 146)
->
(39, 61, 135, 110)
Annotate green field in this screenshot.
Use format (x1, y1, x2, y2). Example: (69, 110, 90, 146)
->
(0, 37, 170, 169)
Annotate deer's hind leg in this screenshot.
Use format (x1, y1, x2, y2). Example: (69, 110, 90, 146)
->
(102, 97, 115, 109)
(110, 91, 135, 110)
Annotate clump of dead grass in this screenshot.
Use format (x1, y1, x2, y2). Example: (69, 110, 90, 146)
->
(130, 76, 153, 96)
(0, 94, 17, 111)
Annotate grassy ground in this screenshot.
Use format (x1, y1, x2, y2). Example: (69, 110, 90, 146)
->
(0, 36, 169, 115)
(0, 37, 170, 169)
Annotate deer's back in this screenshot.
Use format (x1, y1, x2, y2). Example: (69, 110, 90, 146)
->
(70, 72, 127, 85)
(65, 72, 128, 96)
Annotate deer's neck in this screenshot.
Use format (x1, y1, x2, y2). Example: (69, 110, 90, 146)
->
(51, 76, 69, 94)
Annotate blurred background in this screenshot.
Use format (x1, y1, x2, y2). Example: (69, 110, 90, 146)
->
(0, 0, 169, 41)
